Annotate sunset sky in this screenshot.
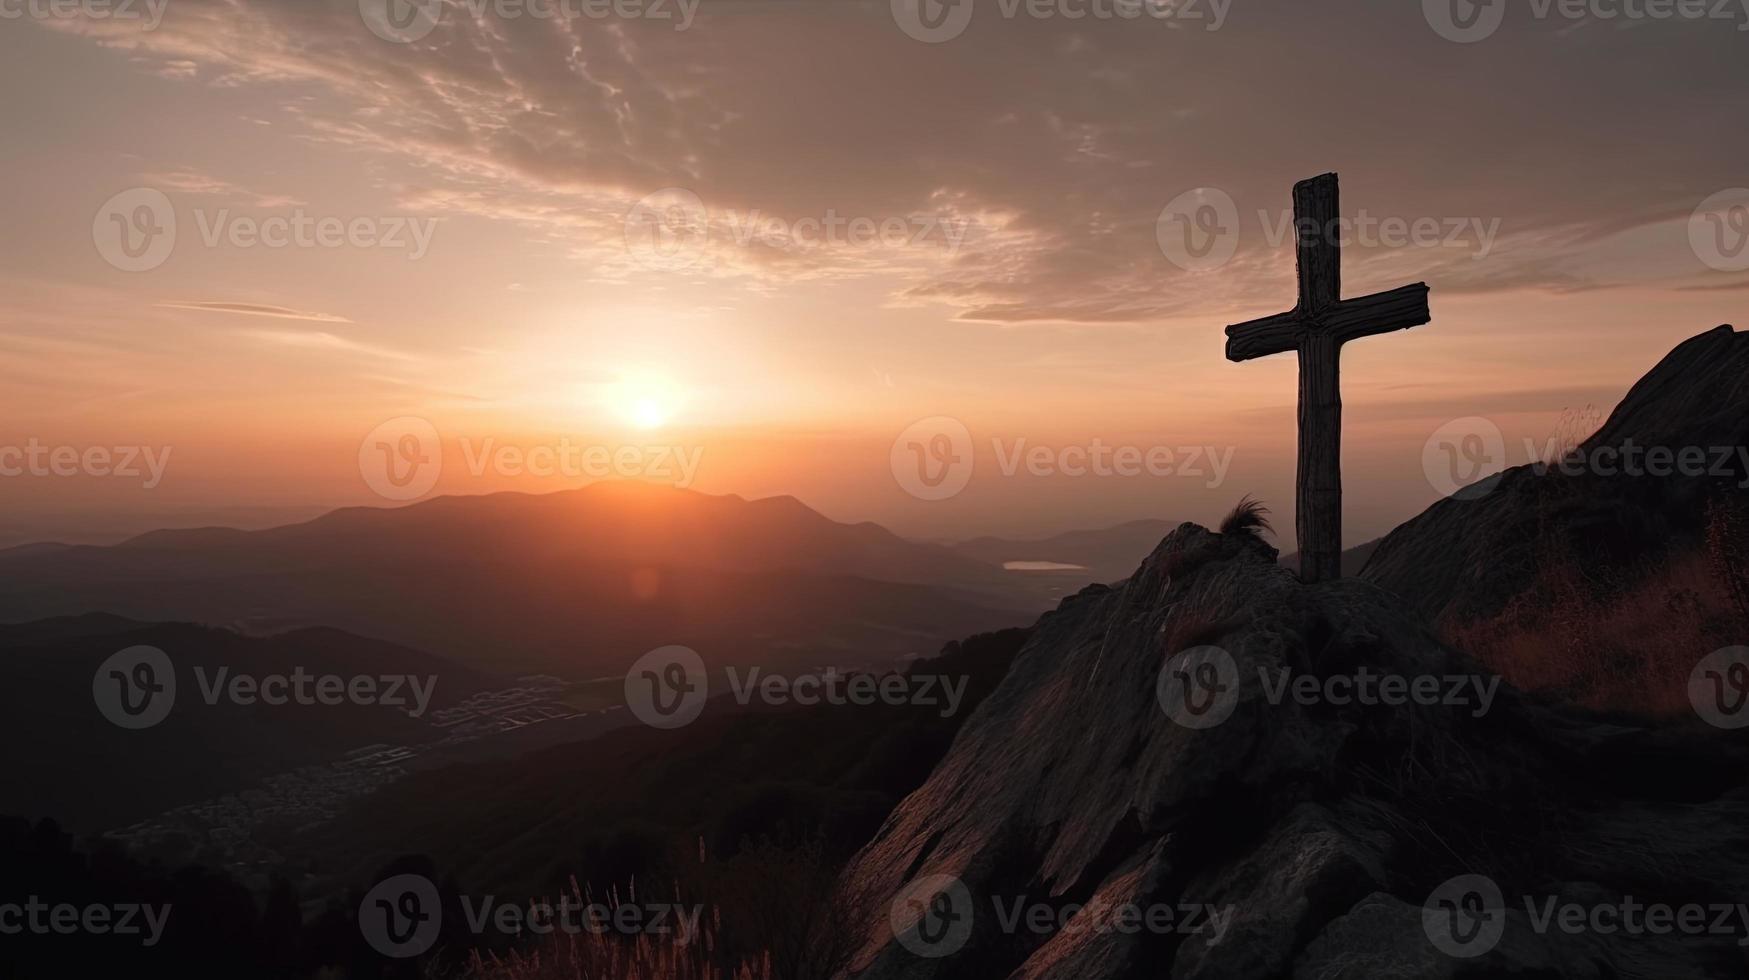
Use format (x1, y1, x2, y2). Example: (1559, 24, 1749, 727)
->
(2, 0, 1745, 549)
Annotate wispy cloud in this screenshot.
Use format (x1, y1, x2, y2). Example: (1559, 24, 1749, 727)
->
(1675, 278, 1749, 293)
(159, 301, 352, 323)
(139, 170, 302, 208)
(237, 327, 415, 362)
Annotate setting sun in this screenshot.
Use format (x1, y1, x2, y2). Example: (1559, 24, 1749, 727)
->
(607, 373, 685, 430)
(629, 397, 670, 430)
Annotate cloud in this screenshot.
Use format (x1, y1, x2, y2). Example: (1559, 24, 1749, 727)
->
(1675, 279, 1749, 293)
(236, 327, 415, 362)
(138, 170, 303, 208)
(158, 301, 352, 322)
(40, 0, 1749, 322)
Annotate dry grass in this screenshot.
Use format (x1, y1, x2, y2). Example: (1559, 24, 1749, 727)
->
(1442, 500, 1749, 717)
(467, 930, 760, 980)
(463, 839, 869, 980)
(464, 878, 765, 980)
(1538, 404, 1603, 467)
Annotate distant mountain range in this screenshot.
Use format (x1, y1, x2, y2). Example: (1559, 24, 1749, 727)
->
(0, 485, 1387, 696)
(0, 483, 1031, 679)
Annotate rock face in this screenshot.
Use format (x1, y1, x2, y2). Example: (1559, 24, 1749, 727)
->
(839, 523, 1749, 979)
(1361, 325, 1749, 626)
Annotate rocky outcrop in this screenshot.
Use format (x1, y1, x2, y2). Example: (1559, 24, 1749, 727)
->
(1361, 325, 1749, 626)
(839, 523, 1749, 978)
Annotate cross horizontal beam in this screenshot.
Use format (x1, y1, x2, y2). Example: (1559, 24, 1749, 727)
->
(1223, 310, 1300, 362)
(1324, 282, 1431, 344)
(1224, 282, 1430, 362)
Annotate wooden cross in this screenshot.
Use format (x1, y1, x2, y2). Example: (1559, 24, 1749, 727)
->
(1225, 173, 1431, 583)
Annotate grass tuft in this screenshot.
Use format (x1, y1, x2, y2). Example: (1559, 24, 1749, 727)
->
(1218, 496, 1273, 540)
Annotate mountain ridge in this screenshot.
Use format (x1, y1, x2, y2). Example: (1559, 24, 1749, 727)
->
(0, 483, 1032, 677)
(1362, 324, 1749, 626)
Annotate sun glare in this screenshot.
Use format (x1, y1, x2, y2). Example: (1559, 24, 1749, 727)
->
(630, 397, 670, 429)
(607, 372, 685, 430)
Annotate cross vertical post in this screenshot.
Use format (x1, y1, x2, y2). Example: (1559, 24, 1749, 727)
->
(1295, 175, 1340, 310)
(1223, 173, 1432, 584)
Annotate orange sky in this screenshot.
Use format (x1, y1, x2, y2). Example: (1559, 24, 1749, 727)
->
(1, 1, 1745, 548)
